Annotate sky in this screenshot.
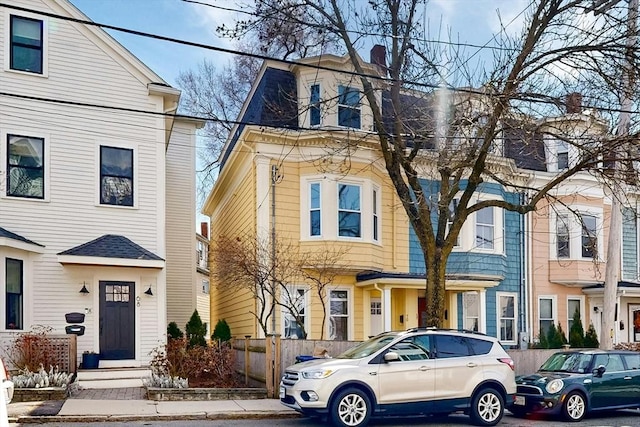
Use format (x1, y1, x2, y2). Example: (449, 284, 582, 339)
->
(66, 0, 528, 226)
(68, 0, 528, 87)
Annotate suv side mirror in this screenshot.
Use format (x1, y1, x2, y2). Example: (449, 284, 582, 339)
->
(593, 365, 606, 377)
(384, 351, 400, 362)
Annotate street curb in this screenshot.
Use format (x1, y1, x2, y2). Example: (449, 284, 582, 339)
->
(12, 411, 302, 423)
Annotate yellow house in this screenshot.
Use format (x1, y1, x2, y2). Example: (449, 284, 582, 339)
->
(203, 49, 529, 344)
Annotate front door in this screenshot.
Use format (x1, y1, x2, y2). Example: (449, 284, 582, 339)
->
(99, 281, 135, 360)
(630, 305, 640, 342)
(370, 298, 382, 336)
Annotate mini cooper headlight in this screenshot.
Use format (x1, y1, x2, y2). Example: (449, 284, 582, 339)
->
(546, 379, 564, 394)
(301, 369, 334, 379)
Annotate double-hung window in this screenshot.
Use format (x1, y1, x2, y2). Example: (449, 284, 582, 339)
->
(556, 214, 570, 258)
(567, 298, 581, 330)
(6, 258, 24, 330)
(100, 146, 134, 206)
(463, 292, 479, 332)
(580, 214, 597, 258)
(556, 140, 569, 170)
(539, 297, 554, 336)
(475, 207, 494, 250)
(372, 188, 379, 242)
(338, 184, 361, 237)
(448, 199, 461, 247)
(7, 135, 44, 199)
(329, 290, 349, 340)
(498, 294, 516, 342)
(310, 183, 321, 236)
(309, 84, 321, 126)
(338, 85, 361, 129)
(283, 288, 307, 339)
(10, 15, 43, 74)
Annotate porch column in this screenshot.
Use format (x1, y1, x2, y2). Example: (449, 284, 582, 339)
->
(383, 287, 392, 332)
(479, 290, 487, 334)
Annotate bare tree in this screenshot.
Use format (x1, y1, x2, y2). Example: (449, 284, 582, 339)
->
(211, 233, 347, 338)
(216, 0, 640, 332)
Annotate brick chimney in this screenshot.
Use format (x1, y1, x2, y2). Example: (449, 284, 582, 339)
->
(370, 44, 387, 75)
(566, 92, 582, 114)
(200, 221, 209, 239)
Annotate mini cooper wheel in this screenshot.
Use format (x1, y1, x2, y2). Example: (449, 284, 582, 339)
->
(330, 387, 372, 427)
(562, 391, 586, 422)
(470, 388, 504, 426)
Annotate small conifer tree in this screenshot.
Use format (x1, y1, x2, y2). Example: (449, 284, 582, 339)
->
(584, 323, 600, 348)
(212, 319, 232, 342)
(185, 310, 207, 348)
(167, 321, 184, 340)
(568, 308, 585, 348)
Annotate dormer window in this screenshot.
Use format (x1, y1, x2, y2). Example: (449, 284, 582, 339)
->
(310, 84, 321, 126)
(557, 140, 569, 170)
(338, 85, 361, 129)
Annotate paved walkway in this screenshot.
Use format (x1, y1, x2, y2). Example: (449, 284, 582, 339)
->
(69, 387, 146, 400)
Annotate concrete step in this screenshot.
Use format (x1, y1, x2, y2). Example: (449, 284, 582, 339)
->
(77, 367, 151, 389)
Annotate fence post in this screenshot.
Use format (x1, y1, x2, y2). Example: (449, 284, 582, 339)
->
(274, 334, 281, 394)
(244, 335, 251, 386)
(265, 335, 274, 397)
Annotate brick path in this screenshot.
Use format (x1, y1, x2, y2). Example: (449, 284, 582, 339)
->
(69, 387, 146, 400)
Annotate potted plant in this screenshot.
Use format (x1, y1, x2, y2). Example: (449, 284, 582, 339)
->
(82, 351, 100, 369)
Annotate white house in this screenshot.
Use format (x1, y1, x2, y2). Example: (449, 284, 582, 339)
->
(0, 0, 201, 367)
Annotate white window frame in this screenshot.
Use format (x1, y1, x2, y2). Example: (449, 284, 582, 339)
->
(337, 85, 361, 129)
(496, 292, 517, 344)
(300, 175, 380, 243)
(546, 137, 575, 172)
(337, 183, 362, 238)
(282, 286, 308, 339)
(567, 296, 584, 330)
(538, 295, 557, 337)
(550, 208, 603, 261)
(556, 213, 570, 258)
(328, 288, 351, 340)
(309, 182, 322, 237)
(309, 83, 322, 127)
(372, 186, 380, 242)
(0, 130, 50, 202)
(4, 12, 49, 77)
(475, 206, 495, 251)
(95, 142, 138, 209)
(463, 291, 480, 332)
(447, 199, 461, 248)
(202, 279, 210, 294)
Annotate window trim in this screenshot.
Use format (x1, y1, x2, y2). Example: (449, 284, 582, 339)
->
(475, 206, 495, 251)
(496, 292, 517, 344)
(6, 14, 47, 76)
(5, 257, 24, 330)
(556, 213, 570, 258)
(567, 296, 584, 331)
(538, 295, 557, 338)
(372, 186, 380, 242)
(6, 134, 45, 200)
(551, 208, 603, 261)
(328, 288, 351, 340)
(337, 85, 361, 129)
(309, 83, 321, 127)
(96, 143, 138, 208)
(282, 286, 308, 339)
(309, 182, 322, 237)
(337, 183, 362, 238)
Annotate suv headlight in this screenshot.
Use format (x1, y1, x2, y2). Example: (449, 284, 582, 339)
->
(301, 369, 334, 379)
(546, 379, 564, 394)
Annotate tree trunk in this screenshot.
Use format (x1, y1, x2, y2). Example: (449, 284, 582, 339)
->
(425, 248, 447, 327)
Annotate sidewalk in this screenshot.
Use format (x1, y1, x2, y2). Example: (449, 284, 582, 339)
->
(7, 387, 300, 424)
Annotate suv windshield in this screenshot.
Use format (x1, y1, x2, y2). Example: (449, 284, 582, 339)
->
(539, 352, 593, 373)
(337, 333, 399, 359)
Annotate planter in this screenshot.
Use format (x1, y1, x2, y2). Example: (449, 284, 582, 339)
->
(13, 387, 68, 402)
(82, 353, 100, 369)
(146, 387, 268, 401)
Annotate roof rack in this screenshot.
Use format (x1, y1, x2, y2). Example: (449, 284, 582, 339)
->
(405, 327, 488, 336)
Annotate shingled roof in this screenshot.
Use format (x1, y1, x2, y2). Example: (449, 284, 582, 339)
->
(0, 226, 44, 247)
(57, 234, 163, 261)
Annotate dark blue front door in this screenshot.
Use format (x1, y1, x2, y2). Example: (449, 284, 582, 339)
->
(99, 281, 135, 360)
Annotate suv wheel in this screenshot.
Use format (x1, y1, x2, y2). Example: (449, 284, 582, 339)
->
(330, 387, 372, 427)
(470, 387, 504, 426)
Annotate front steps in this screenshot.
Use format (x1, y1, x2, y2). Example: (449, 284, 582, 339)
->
(77, 367, 151, 389)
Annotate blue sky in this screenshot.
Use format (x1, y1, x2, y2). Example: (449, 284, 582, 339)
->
(68, 0, 528, 87)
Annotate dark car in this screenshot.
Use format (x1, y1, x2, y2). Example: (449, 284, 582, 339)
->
(509, 349, 640, 421)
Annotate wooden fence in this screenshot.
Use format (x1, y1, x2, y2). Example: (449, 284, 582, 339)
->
(2, 334, 77, 374)
(234, 336, 568, 398)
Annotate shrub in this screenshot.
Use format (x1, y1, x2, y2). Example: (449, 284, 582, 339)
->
(143, 373, 188, 389)
(185, 310, 207, 348)
(148, 338, 238, 388)
(568, 308, 585, 348)
(584, 323, 600, 348)
(212, 319, 232, 342)
(167, 322, 184, 340)
(5, 325, 60, 371)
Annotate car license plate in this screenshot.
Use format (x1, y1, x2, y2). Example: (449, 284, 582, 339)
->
(279, 386, 285, 399)
(514, 395, 525, 406)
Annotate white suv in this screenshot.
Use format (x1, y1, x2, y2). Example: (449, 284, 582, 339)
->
(280, 328, 516, 427)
